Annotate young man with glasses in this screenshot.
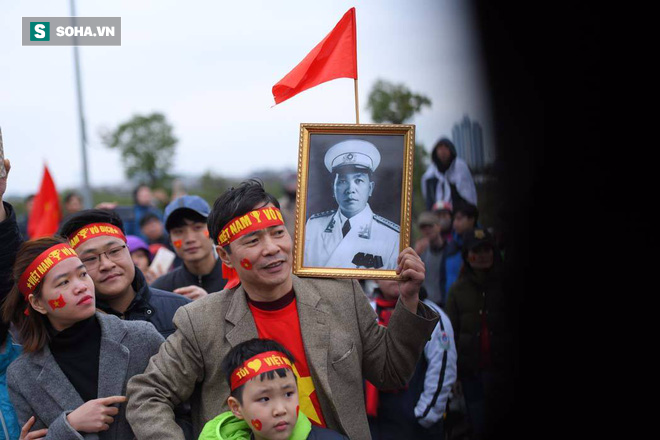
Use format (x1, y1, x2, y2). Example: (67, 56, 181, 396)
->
(59, 209, 190, 338)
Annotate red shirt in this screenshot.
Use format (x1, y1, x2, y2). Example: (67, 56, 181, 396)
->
(248, 292, 327, 427)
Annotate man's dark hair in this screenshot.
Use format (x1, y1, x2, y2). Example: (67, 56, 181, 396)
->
(166, 210, 207, 232)
(58, 208, 125, 237)
(454, 202, 479, 224)
(221, 338, 295, 404)
(64, 191, 81, 204)
(139, 212, 161, 229)
(207, 179, 280, 253)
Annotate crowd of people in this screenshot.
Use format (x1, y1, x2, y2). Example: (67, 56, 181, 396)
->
(0, 136, 514, 440)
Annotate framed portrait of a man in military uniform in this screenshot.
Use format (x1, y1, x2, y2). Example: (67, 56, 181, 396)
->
(293, 123, 415, 280)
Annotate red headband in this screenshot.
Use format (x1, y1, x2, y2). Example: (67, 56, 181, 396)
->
(218, 207, 284, 247)
(218, 207, 285, 289)
(18, 243, 78, 298)
(230, 351, 293, 391)
(69, 223, 126, 249)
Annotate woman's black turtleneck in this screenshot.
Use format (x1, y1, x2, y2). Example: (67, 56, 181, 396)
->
(46, 314, 101, 402)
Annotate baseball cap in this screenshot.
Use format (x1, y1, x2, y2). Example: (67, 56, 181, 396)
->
(163, 195, 211, 231)
(463, 228, 495, 252)
(417, 211, 440, 227)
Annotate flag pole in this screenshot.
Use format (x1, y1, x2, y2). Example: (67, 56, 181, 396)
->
(354, 79, 360, 124)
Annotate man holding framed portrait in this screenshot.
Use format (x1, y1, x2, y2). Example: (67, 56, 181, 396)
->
(125, 179, 439, 440)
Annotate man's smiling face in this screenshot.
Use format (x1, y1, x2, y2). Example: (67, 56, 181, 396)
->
(76, 236, 135, 299)
(221, 203, 293, 293)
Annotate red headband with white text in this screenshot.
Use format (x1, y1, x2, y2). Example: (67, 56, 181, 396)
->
(18, 243, 78, 299)
(230, 350, 294, 390)
(68, 223, 126, 249)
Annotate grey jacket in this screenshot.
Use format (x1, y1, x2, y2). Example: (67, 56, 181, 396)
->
(7, 312, 164, 440)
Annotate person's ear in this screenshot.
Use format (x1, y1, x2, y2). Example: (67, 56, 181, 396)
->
(216, 245, 233, 268)
(29, 294, 48, 315)
(227, 396, 244, 419)
(369, 181, 375, 197)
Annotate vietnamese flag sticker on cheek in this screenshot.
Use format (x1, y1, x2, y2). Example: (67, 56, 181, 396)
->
(251, 419, 262, 431)
(240, 259, 253, 270)
(48, 294, 67, 310)
(173, 240, 182, 249)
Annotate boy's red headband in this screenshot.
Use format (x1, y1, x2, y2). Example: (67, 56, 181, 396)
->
(230, 350, 293, 391)
(218, 207, 285, 289)
(18, 243, 78, 298)
(68, 222, 126, 249)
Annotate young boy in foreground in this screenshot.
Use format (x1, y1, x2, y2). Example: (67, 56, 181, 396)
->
(199, 339, 347, 440)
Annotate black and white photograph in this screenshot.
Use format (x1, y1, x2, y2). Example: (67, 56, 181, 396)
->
(293, 124, 415, 279)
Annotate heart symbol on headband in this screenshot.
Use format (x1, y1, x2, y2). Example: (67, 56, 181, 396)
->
(247, 359, 262, 373)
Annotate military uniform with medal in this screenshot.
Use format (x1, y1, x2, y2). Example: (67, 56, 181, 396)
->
(304, 140, 400, 269)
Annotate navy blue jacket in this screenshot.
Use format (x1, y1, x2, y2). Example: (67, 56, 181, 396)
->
(95, 266, 190, 339)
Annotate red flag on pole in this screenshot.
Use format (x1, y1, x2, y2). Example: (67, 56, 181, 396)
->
(27, 165, 61, 238)
(272, 7, 358, 105)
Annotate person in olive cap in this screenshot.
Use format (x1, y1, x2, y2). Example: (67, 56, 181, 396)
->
(304, 139, 400, 270)
(151, 195, 226, 300)
(444, 228, 513, 440)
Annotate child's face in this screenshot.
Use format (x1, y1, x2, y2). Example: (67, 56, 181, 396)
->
(229, 371, 299, 440)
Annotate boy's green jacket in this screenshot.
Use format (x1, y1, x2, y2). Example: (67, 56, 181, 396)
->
(198, 410, 312, 440)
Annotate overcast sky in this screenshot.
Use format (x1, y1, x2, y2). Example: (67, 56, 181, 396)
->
(0, 0, 494, 197)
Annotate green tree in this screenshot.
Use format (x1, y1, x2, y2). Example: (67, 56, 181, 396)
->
(197, 170, 234, 204)
(102, 113, 177, 187)
(367, 79, 431, 124)
(367, 79, 431, 240)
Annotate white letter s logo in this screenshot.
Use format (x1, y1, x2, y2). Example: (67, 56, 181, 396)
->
(35, 24, 45, 39)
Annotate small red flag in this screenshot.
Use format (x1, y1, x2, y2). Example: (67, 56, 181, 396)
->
(27, 165, 61, 238)
(272, 7, 358, 105)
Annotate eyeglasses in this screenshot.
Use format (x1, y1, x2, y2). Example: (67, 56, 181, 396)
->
(80, 245, 128, 270)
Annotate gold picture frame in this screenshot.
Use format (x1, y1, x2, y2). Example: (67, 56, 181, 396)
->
(293, 123, 415, 279)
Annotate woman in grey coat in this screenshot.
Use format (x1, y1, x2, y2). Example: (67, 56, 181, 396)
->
(1, 236, 164, 440)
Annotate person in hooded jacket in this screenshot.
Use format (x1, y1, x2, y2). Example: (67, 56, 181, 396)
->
(445, 228, 514, 440)
(421, 138, 477, 212)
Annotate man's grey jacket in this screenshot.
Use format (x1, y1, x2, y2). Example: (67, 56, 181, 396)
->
(126, 275, 439, 440)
